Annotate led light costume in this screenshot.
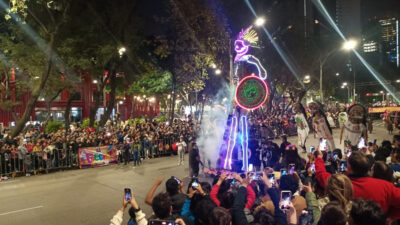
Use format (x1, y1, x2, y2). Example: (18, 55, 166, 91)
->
(224, 26, 269, 172)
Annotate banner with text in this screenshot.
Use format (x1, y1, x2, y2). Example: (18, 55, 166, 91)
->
(78, 145, 117, 168)
(368, 107, 400, 113)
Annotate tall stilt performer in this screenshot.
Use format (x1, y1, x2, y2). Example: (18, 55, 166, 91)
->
(294, 103, 310, 153)
(224, 26, 270, 172)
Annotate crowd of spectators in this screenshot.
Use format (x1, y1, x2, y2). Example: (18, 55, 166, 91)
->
(113, 135, 400, 225)
(0, 118, 196, 179)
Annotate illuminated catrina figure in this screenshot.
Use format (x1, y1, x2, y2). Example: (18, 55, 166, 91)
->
(224, 26, 269, 172)
(233, 26, 267, 81)
(293, 103, 310, 153)
(340, 104, 367, 153)
(309, 102, 335, 151)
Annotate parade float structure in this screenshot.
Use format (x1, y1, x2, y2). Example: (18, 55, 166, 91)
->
(223, 26, 270, 172)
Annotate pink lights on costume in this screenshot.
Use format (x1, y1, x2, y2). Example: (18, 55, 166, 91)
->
(234, 39, 250, 62)
(224, 116, 237, 170)
(234, 75, 269, 111)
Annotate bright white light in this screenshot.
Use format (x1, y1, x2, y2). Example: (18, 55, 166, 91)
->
(341, 86, 344, 89)
(211, 64, 217, 69)
(34, 76, 40, 79)
(336, 72, 340, 76)
(118, 47, 126, 56)
(149, 97, 156, 102)
(304, 75, 310, 79)
(92, 80, 98, 84)
(222, 97, 228, 102)
(255, 17, 266, 26)
(143, 95, 146, 98)
(343, 40, 357, 50)
(343, 82, 348, 86)
(387, 93, 391, 95)
(215, 69, 222, 75)
(380, 91, 384, 94)
(314, 19, 319, 24)
(119, 101, 123, 104)
(396, 79, 400, 83)
(167, 94, 171, 99)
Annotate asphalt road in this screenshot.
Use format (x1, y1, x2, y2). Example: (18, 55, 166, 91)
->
(0, 121, 395, 225)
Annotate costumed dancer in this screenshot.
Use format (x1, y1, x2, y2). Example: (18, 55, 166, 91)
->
(340, 104, 367, 155)
(309, 102, 335, 151)
(293, 103, 310, 153)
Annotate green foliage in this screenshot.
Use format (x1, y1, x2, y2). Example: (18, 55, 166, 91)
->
(81, 118, 97, 130)
(45, 120, 63, 133)
(154, 115, 167, 123)
(149, 0, 230, 99)
(134, 117, 145, 125)
(128, 71, 172, 97)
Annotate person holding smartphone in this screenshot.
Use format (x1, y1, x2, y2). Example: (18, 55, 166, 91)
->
(110, 189, 147, 225)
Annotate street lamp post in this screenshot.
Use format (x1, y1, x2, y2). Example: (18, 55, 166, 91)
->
(319, 48, 337, 103)
(342, 82, 351, 102)
(319, 40, 357, 103)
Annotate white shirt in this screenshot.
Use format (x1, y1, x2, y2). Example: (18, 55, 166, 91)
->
(177, 141, 186, 151)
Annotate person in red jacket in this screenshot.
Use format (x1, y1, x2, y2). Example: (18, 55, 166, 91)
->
(210, 173, 255, 210)
(314, 149, 400, 221)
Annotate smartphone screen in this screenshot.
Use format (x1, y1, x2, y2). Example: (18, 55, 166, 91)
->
(357, 137, 365, 149)
(328, 151, 332, 159)
(319, 138, 327, 151)
(333, 154, 338, 160)
(373, 139, 377, 145)
(309, 146, 315, 153)
(248, 164, 254, 172)
(340, 161, 346, 172)
(280, 190, 292, 209)
(173, 177, 180, 184)
(310, 163, 316, 173)
(124, 188, 131, 201)
(289, 164, 295, 174)
(149, 219, 179, 225)
(280, 169, 287, 176)
(192, 181, 199, 189)
(347, 150, 352, 158)
(250, 173, 262, 180)
(267, 173, 275, 185)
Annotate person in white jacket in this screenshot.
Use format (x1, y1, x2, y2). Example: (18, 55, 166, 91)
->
(110, 192, 147, 225)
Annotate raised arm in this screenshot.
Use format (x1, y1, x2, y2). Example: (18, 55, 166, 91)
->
(145, 178, 163, 205)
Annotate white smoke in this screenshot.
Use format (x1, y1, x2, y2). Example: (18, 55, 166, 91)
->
(197, 82, 235, 169)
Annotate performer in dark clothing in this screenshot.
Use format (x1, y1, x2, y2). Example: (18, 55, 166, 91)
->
(189, 138, 200, 177)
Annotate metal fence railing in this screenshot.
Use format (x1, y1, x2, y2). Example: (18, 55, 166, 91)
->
(0, 136, 185, 178)
(0, 149, 79, 178)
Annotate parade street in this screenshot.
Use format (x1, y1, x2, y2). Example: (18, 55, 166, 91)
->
(0, 121, 394, 225)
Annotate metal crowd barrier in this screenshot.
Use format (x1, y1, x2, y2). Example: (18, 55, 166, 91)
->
(0, 149, 79, 178)
(0, 135, 188, 178)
